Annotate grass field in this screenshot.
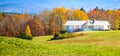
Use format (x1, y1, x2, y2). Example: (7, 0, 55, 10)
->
(1, 31, 120, 56)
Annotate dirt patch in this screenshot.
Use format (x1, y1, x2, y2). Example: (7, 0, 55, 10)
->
(47, 39, 103, 44)
(47, 39, 120, 47)
(72, 33, 88, 37)
(79, 33, 88, 36)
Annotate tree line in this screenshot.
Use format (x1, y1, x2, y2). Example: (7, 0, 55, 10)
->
(0, 7, 120, 37)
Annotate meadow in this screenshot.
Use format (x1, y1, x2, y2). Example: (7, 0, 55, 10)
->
(0, 30, 120, 56)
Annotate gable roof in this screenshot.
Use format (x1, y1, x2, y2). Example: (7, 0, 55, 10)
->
(64, 20, 110, 26)
(64, 21, 86, 25)
(87, 20, 110, 25)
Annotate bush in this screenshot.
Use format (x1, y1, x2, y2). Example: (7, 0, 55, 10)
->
(51, 30, 87, 40)
(61, 32, 70, 38)
(53, 33, 59, 40)
(16, 32, 32, 40)
(60, 30, 68, 34)
(51, 31, 70, 40)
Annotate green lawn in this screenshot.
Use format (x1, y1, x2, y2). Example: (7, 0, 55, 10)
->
(0, 31, 120, 56)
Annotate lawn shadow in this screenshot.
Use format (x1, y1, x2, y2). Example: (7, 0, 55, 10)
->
(47, 38, 63, 41)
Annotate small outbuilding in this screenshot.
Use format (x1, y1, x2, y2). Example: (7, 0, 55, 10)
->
(64, 20, 110, 32)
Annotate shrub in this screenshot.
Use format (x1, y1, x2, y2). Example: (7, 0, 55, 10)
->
(51, 30, 87, 40)
(61, 32, 70, 38)
(53, 33, 59, 40)
(60, 30, 68, 34)
(51, 30, 70, 40)
(16, 25, 33, 40)
(16, 32, 32, 40)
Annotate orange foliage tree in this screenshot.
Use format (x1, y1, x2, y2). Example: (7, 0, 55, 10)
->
(65, 9, 73, 20)
(26, 15, 44, 36)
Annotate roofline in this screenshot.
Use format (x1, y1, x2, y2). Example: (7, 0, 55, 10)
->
(66, 20, 109, 21)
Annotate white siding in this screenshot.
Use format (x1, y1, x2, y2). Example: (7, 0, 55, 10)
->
(64, 20, 110, 31)
(104, 25, 110, 30)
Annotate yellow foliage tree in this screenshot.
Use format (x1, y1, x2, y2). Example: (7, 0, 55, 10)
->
(114, 18, 119, 30)
(25, 25, 31, 36)
(51, 7, 67, 30)
(106, 9, 112, 15)
(114, 10, 119, 30)
(73, 9, 89, 20)
(80, 11, 89, 20)
(73, 9, 80, 20)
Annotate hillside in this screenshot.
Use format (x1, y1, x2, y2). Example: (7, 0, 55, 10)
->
(1, 0, 120, 56)
(0, 31, 120, 56)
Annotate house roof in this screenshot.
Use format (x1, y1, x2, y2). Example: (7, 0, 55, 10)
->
(87, 20, 110, 26)
(64, 21, 86, 25)
(64, 20, 110, 26)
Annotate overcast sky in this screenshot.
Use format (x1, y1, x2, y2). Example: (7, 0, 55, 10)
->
(0, 0, 120, 13)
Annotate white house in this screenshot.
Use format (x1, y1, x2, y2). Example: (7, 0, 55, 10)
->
(64, 20, 110, 32)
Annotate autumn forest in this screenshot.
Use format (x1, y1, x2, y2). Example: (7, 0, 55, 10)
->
(0, 7, 120, 37)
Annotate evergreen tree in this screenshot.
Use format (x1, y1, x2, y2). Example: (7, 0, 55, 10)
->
(95, 6, 98, 10)
(80, 7, 85, 12)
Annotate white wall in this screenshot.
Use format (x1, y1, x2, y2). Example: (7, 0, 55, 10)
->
(104, 24, 110, 30)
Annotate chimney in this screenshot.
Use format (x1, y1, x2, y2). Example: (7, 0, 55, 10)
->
(92, 19, 95, 24)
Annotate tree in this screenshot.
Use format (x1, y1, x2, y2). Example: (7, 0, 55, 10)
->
(114, 10, 119, 30)
(106, 10, 119, 30)
(16, 25, 32, 40)
(106, 9, 113, 29)
(88, 8, 107, 20)
(65, 9, 73, 20)
(25, 25, 31, 36)
(27, 15, 44, 36)
(80, 7, 85, 12)
(0, 12, 3, 35)
(73, 9, 89, 20)
(49, 19, 56, 35)
(80, 11, 89, 20)
(58, 7, 67, 30)
(95, 6, 98, 10)
(114, 18, 119, 30)
(39, 10, 50, 35)
(73, 9, 80, 20)
(50, 7, 67, 30)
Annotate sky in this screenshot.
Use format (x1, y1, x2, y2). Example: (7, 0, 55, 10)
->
(0, 0, 120, 14)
